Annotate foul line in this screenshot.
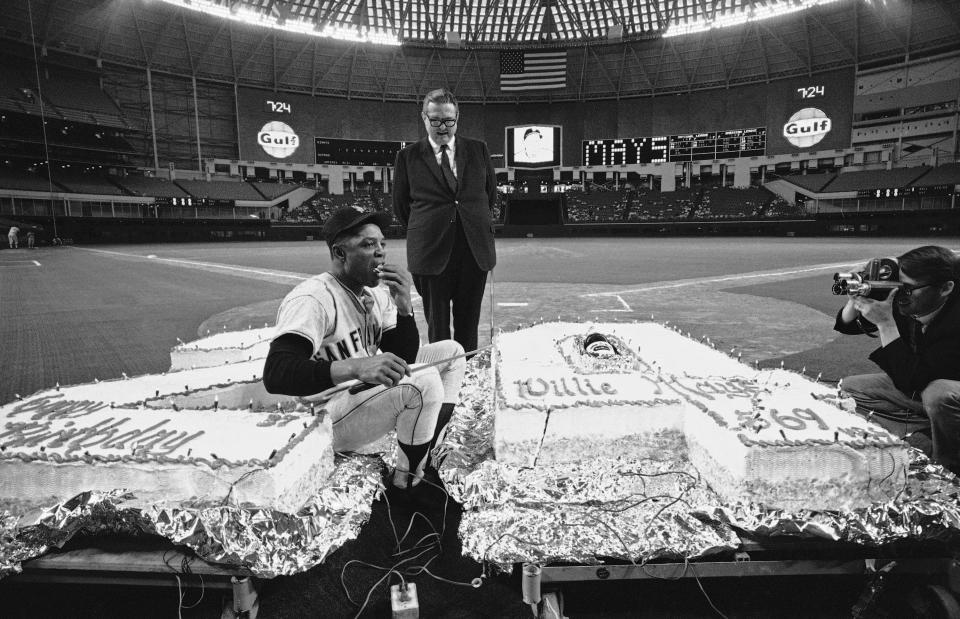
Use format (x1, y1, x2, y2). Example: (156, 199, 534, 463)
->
(72, 246, 310, 281)
(581, 261, 857, 298)
(70, 246, 423, 301)
(591, 294, 632, 312)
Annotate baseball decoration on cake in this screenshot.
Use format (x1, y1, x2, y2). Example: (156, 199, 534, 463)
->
(0, 334, 334, 513)
(494, 322, 909, 511)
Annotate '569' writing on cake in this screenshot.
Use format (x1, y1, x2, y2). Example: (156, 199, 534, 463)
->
(494, 322, 908, 511)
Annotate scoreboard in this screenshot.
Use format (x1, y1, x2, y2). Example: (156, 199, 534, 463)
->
(315, 137, 411, 166)
(669, 129, 766, 161)
(583, 137, 668, 166)
(583, 128, 765, 166)
(155, 197, 235, 207)
(856, 185, 956, 199)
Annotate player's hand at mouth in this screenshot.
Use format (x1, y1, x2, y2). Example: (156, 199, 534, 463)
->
(376, 264, 414, 316)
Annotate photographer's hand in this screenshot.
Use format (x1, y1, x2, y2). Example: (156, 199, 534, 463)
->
(854, 290, 900, 347)
(840, 296, 860, 324)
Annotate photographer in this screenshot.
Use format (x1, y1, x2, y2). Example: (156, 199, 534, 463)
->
(835, 245, 960, 474)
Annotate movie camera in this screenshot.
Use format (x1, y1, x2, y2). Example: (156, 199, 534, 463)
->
(832, 258, 902, 300)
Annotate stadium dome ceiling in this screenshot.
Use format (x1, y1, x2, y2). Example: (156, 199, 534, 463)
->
(152, 0, 866, 46)
(2, 0, 959, 102)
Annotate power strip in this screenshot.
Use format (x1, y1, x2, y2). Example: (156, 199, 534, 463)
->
(390, 582, 419, 619)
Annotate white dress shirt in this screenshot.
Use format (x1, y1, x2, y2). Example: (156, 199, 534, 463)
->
(427, 136, 457, 178)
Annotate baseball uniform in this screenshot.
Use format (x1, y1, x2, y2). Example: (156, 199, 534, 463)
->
(269, 272, 465, 475)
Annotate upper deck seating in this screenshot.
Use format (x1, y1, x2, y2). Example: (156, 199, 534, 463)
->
(250, 181, 301, 200)
(175, 180, 264, 201)
(779, 173, 837, 193)
(115, 176, 191, 198)
(50, 173, 125, 195)
(824, 167, 929, 192)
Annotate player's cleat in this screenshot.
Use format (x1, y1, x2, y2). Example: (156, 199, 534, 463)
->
(380, 467, 449, 516)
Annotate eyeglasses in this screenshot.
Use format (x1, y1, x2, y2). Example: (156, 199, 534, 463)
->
(424, 117, 457, 128)
(900, 282, 935, 296)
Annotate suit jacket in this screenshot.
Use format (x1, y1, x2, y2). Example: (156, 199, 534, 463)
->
(834, 288, 960, 395)
(393, 136, 497, 275)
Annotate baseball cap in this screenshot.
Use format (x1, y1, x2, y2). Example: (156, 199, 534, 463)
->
(322, 207, 393, 247)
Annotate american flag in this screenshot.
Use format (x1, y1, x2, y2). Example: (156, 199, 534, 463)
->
(499, 50, 567, 92)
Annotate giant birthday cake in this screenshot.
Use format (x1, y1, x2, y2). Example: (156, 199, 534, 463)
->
(170, 326, 274, 371)
(494, 322, 909, 511)
(0, 350, 334, 513)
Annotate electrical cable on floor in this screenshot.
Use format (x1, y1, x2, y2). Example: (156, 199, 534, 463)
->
(345, 266, 500, 616)
(163, 550, 205, 618)
(342, 465, 483, 616)
(687, 562, 730, 619)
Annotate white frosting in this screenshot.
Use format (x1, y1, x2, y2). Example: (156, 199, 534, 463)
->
(0, 333, 334, 512)
(495, 322, 909, 510)
(170, 327, 274, 370)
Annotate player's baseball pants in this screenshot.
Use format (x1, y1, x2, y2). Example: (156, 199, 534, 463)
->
(323, 340, 466, 456)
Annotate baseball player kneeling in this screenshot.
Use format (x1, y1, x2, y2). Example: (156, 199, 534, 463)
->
(263, 207, 465, 494)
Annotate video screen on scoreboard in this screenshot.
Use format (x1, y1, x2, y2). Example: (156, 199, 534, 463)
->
(505, 125, 562, 168)
(315, 138, 410, 166)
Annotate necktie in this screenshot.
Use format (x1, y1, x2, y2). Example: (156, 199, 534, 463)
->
(440, 145, 458, 193)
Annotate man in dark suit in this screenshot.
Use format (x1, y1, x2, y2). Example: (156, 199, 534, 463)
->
(392, 88, 497, 355)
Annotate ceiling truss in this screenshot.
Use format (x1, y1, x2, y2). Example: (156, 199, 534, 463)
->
(1, 0, 958, 103)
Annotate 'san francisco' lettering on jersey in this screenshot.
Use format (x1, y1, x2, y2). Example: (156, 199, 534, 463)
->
(317, 320, 382, 362)
(274, 272, 397, 362)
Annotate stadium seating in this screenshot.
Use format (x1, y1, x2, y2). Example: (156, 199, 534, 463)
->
(174, 180, 264, 201)
(114, 175, 190, 198)
(41, 71, 122, 117)
(286, 191, 387, 224)
(762, 196, 807, 218)
(691, 187, 773, 219)
(631, 189, 696, 221)
(0, 65, 45, 117)
(249, 181, 302, 200)
(563, 185, 782, 223)
(49, 173, 126, 196)
(822, 167, 929, 193)
(0, 64, 128, 130)
(0, 168, 64, 192)
(779, 173, 837, 193)
(910, 163, 960, 187)
(565, 189, 630, 222)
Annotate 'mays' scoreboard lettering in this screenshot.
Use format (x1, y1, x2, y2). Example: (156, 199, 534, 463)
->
(583, 128, 765, 165)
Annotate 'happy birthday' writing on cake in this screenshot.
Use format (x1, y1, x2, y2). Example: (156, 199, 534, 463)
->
(2, 396, 204, 456)
(10, 394, 109, 420)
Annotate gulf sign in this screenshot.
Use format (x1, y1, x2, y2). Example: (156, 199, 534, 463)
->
(258, 121, 299, 158)
(783, 108, 832, 148)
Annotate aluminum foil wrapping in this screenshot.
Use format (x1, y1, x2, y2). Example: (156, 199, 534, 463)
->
(3, 354, 959, 580)
(1, 453, 383, 579)
(439, 354, 960, 572)
(707, 454, 960, 545)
